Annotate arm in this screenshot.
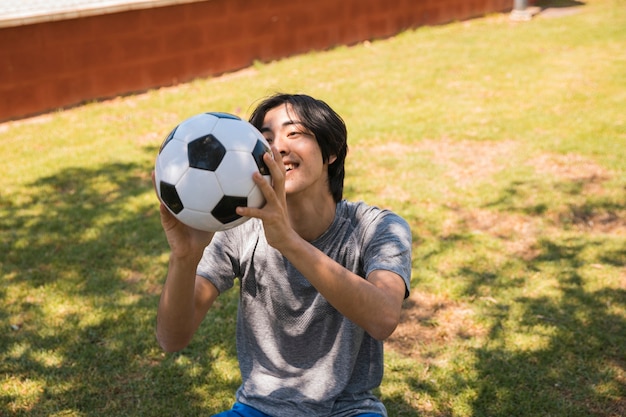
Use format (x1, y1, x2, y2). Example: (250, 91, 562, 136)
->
(237, 151, 408, 341)
(156, 255, 219, 352)
(153, 176, 219, 351)
(279, 233, 406, 340)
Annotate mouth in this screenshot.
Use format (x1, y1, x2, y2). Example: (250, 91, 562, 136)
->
(284, 163, 298, 173)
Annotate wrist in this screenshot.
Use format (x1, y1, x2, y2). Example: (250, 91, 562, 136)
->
(273, 230, 307, 259)
(169, 251, 203, 271)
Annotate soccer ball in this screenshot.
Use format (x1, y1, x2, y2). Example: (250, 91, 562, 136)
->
(154, 112, 272, 232)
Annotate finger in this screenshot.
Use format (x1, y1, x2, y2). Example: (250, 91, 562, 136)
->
(236, 205, 262, 219)
(252, 171, 279, 205)
(264, 146, 284, 178)
(239, 171, 279, 220)
(270, 145, 283, 168)
(265, 148, 285, 195)
(159, 202, 178, 230)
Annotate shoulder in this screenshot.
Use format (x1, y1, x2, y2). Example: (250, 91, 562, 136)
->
(333, 200, 412, 252)
(340, 201, 413, 296)
(339, 200, 410, 231)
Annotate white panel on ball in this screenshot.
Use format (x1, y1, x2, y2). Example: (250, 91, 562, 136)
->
(177, 208, 223, 232)
(175, 114, 220, 143)
(215, 151, 257, 197)
(156, 138, 189, 185)
(212, 118, 258, 151)
(176, 169, 223, 212)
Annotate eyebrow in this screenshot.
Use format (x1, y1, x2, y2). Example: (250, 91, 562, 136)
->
(260, 120, 303, 133)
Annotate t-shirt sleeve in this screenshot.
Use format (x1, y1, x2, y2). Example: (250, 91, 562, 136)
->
(196, 229, 241, 294)
(362, 211, 413, 298)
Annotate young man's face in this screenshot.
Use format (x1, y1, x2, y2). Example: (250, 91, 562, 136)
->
(259, 104, 336, 201)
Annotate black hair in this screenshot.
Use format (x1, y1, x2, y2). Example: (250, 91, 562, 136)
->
(249, 93, 348, 203)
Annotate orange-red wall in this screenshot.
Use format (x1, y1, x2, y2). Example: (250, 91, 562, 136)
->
(0, 0, 512, 121)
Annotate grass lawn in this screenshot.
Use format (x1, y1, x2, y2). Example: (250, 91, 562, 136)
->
(1, 0, 625, 415)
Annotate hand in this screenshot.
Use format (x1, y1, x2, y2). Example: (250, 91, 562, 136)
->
(236, 146, 295, 250)
(152, 171, 214, 260)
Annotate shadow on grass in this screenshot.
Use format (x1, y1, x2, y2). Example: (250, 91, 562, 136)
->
(466, 254, 626, 416)
(462, 180, 625, 416)
(4, 153, 623, 415)
(0, 157, 239, 415)
(386, 170, 625, 415)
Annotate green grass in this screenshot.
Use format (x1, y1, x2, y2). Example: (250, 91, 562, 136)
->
(1, 0, 625, 415)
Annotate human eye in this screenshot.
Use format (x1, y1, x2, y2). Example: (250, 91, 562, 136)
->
(261, 130, 274, 144)
(286, 124, 312, 139)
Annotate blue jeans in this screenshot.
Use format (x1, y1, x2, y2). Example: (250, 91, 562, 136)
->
(212, 402, 382, 417)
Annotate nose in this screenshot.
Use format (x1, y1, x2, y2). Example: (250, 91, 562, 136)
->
(271, 133, 288, 156)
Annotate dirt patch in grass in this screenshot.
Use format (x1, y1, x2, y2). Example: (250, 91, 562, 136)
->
(416, 139, 520, 188)
(530, 152, 612, 193)
(529, 153, 625, 235)
(444, 208, 543, 259)
(389, 148, 624, 360)
(561, 206, 626, 235)
(366, 138, 519, 188)
(386, 291, 486, 360)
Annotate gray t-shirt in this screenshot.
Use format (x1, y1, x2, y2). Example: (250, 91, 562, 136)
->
(197, 200, 412, 417)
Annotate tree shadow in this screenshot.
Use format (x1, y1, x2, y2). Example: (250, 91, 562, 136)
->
(465, 178, 626, 416)
(388, 170, 626, 416)
(0, 156, 240, 415)
(469, 272, 626, 415)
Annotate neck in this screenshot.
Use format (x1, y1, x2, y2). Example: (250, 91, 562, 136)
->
(287, 193, 337, 242)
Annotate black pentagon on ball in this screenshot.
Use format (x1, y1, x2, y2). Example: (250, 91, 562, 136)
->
(159, 126, 178, 154)
(160, 181, 184, 214)
(206, 112, 241, 120)
(212, 195, 248, 224)
(188, 134, 227, 171)
(251, 139, 271, 176)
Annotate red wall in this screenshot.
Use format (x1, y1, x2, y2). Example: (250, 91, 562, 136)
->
(0, 0, 512, 122)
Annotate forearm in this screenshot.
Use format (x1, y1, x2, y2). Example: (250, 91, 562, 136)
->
(156, 255, 202, 352)
(279, 233, 404, 340)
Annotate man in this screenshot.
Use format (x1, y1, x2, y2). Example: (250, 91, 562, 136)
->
(155, 93, 412, 417)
